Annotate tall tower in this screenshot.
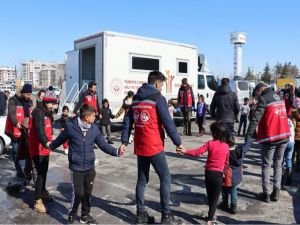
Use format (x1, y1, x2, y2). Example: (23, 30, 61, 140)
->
(230, 32, 246, 79)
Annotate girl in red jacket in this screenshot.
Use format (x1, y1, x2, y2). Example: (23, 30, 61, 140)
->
(177, 121, 229, 225)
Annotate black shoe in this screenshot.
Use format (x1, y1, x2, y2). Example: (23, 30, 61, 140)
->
(219, 201, 229, 211)
(107, 140, 114, 144)
(270, 188, 280, 201)
(230, 203, 237, 214)
(68, 213, 75, 224)
(41, 190, 54, 202)
(161, 212, 182, 225)
(80, 214, 97, 224)
(285, 168, 292, 186)
(136, 210, 155, 224)
(258, 192, 270, 203)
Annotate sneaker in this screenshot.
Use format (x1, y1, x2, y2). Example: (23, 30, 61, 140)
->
(64, 148, 69, 155)
(34, 199, 47, 213)
(270, 188, 280, 201)
(107, 140, 114, 144)
(258, 192, 270, 203)
(136, 210, 155, 224)
(80, 214, 97, 224)
(68, 213, 75, 224)
(230, 203, 237, 214)
(161, 212, 182, 225)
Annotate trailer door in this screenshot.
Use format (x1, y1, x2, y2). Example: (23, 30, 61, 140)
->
(65, 50, 79, 96)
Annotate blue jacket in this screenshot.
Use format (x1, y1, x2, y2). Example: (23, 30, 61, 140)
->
(121, 83, 181, 147)
(50, 117, 119, 171)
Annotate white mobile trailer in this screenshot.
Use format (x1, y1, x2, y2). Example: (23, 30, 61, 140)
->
(65, 31, 198, 120)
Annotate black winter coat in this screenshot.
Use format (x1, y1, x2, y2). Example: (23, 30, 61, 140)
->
(99, 107, 115, 126)
(210, 85, 240, 123)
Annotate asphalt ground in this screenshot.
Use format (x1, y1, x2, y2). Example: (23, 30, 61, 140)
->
(0, 118, 299, 224)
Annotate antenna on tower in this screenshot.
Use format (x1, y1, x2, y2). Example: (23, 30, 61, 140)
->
(230, 32, 247, 80)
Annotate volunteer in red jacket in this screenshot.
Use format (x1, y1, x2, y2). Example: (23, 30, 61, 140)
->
(245, 83, 290, 203)
(73, 81, 101, 117)
(5, 84, 33, 177)
(121, 71, 184, 225)
(177, 78, 195, 136)
(29, 90, 57, 213)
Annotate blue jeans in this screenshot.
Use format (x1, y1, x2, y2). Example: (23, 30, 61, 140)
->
(283, 142, 295, 169)
(136, 151, 171, 214)
(11, 139, 24, 175)
(222, 185, 238, 205)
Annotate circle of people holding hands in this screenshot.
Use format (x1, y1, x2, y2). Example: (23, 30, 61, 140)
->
(4, 71, 299, 225)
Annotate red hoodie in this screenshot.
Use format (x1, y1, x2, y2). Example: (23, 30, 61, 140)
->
(185, 140, 229, 172)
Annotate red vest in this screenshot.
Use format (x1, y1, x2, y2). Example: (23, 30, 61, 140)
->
(83, 95, 98, 113)
(5, 106, 32, 139)
(132, 98, 164, 157)
(179, 88, 193, 108)
(29, 115, 52, 157)
(257, 101, 290, 144)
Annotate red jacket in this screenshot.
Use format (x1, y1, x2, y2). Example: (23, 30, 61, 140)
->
(257, 101, 290, 144)
(133, 96, 164, 157)
(29, 106, 53, 157)
(185, 140, 229, 172)
(178, 85, 195, 110)
(5, 95, 32, 139)
(83, 95, 99, 113)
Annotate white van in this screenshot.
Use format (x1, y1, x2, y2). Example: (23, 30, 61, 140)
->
(197, 72, 218, 105)
(229, 80, 249, 103)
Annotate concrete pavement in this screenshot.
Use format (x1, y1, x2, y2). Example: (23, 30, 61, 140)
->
(0, 119, 299, 224)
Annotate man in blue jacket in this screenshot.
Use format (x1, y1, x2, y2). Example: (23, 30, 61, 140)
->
(121, 71, 183, 225)
(50, 104, 125, 224)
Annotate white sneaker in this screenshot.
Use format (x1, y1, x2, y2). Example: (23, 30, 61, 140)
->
(64, 148, 69, 155)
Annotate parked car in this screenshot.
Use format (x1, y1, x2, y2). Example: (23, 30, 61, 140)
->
(0, 116, 11, 155)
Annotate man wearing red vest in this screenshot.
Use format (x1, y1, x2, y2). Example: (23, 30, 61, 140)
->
(245, 83, 289, 203)
(73, 81, 101, 117)
(177, 78, 195, 136)
(5, 84, 33, 177)
(121, 71, 183, 225)
(29, 90, 57, 213)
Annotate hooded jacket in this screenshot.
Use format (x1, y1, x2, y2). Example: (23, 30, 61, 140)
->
(246, 87, 289, 144)
(50, 117, 118, 171)
(121, 83, 181, 155)
(210, 85, 240, 123)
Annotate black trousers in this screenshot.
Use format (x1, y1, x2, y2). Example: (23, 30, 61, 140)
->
(70, 168, 96, 216)
(238, 114, 248, 136)
(197, 116, 205, 133)
(205, 170, 223, 221)
(32, 155, 49, 200)
(182, 110, 192, 135)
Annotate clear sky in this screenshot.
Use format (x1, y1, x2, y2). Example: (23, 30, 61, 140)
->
(0, 0, 299, 76)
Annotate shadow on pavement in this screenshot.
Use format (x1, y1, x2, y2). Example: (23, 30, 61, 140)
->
(217, 215, 277, 224)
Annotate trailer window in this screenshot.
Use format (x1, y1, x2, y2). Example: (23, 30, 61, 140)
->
(178, 61, 188, 74)
(238, 81, 249, 90)
(207, 75, 218, 91)
(198, 75, 205, 89)
(132, 56, 159, 71)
